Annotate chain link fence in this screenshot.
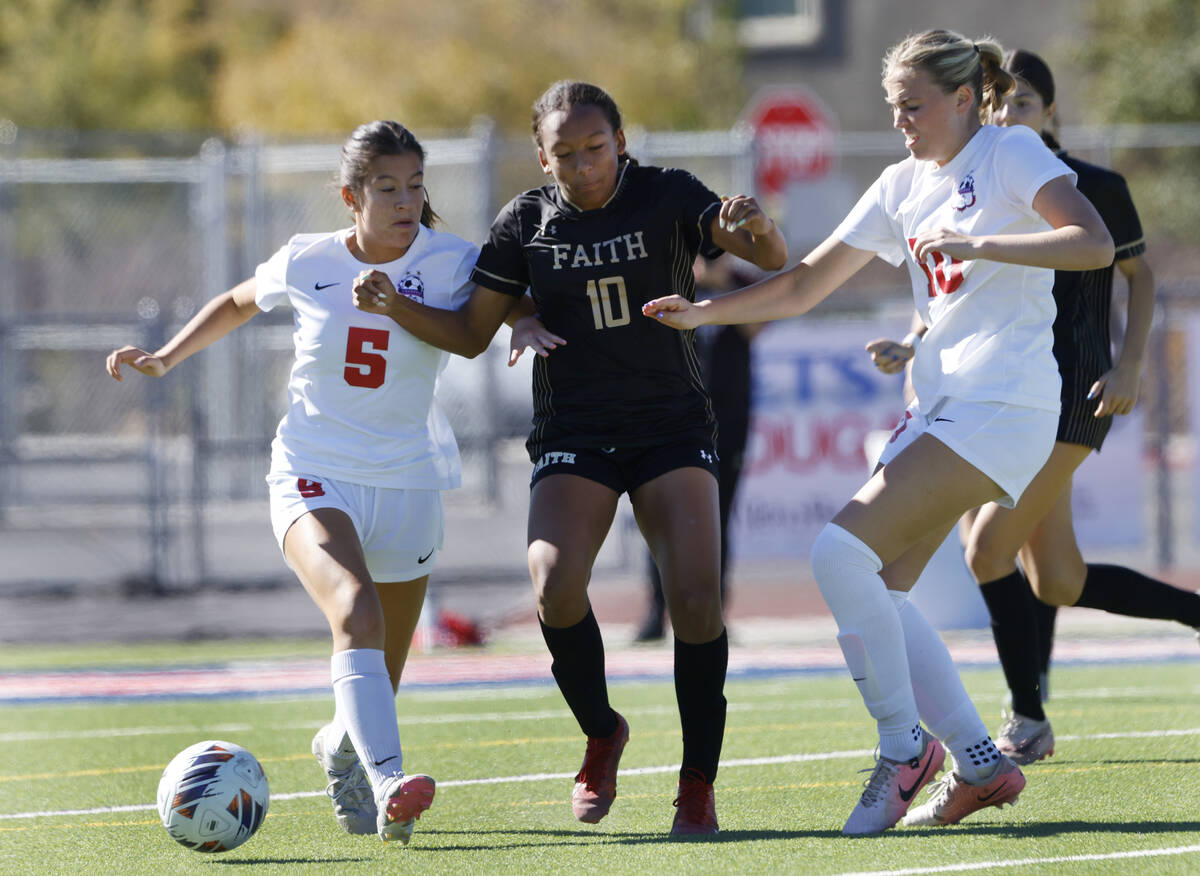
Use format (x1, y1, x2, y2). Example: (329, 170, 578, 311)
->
(1, 123, 1197, 591)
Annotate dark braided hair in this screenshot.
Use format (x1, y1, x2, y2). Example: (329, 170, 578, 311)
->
(337, 120, 440, 227)
(531, 80, 637, 165)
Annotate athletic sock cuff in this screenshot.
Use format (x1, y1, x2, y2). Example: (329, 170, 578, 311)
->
(331, 648, 388, 682)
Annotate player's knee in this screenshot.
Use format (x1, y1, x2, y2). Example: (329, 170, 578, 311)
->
(964, 535, 1017, 584)
(810, 523, 881, 585)
(324, 578, 385, 644)
(664, 580, 720, 627)
(1026, 564, 1085, 606)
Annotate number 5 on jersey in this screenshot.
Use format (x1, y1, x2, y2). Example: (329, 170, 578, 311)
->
(907, 238, 964, 298)
(345, 326, 389, 388)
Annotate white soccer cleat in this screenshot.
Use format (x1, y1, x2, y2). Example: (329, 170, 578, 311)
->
(311, 723, 377, 834)
(377, 772, 436, 845)
(842, 729, 945, 836)
(994, 711, 1055, 765)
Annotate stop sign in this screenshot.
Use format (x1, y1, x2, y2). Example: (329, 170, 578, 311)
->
(743, 87, 837, 197)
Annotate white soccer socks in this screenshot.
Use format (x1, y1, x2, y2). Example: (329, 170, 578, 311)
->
(889, 590, 1002, 783)
(811, 524, 921, 761)
(331, 648, 405, 790)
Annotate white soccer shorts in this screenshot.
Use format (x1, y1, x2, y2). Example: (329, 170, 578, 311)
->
(876, 398, 1057, 508)
(267, 471, 444, 581)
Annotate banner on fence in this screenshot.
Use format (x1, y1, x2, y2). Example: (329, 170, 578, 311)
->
(729, 317, 1147, 561)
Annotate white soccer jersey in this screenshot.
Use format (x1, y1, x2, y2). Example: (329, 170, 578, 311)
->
(836, 124, 1075, 413)
(254, 225, 479, 489)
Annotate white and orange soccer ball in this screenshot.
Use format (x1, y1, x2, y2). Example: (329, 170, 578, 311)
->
(156, 740, 269, 853)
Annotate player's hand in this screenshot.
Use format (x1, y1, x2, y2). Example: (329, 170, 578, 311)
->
(508, 315, 566, 366)
(718, 194, 773, 237)
(1089, 364, 1141, 417)
(910, 227, 979, 263)
(353, 269, 396, 314)
(106, 346, 168, 380)
(642, 295, 706, 330)
(865, 338, 915, 374)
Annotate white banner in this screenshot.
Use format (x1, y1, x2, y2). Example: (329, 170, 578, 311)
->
(730, 318, 905, 559)
(730, 316, 1148, 559)
(1071, 408, 1145, 547)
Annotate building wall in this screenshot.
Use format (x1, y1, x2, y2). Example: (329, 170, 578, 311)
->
(741, 0, 1086, 133)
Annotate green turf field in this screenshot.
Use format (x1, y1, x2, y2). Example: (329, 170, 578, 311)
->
(2, 641, 1198, 875)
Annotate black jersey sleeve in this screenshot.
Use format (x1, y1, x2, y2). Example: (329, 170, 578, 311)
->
(1094, 173, 1146, 261)
(470, 197, 530, 298)
(1070, 157, 1146, 262)
(667, 169, 724, 261)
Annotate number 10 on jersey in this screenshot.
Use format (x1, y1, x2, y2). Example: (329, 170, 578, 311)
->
(586, 276, 631, 330)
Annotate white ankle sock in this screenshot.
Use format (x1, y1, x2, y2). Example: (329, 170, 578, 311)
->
(331, 648, 403, 791)
(889, 590, 1000, 782)
(811, 524, 920, 761)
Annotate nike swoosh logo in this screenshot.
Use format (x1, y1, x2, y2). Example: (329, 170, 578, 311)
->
(373, 755, 398, 767)
(898, 749, 936, 801)
(418, 548, 435, 564)
(314, 282, 340, 290)
(933, 417, 955, 423)
(977, 782, 1011, 803)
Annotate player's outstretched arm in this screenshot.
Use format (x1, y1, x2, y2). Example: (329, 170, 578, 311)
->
(643, 235, 873, 330)
(354, 271, 516, 359)
(106, 278, 260, 380)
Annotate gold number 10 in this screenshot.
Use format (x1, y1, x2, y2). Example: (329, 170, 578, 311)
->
(586, 276, 631, 330)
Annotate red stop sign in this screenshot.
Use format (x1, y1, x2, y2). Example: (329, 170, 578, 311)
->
(744, 88, 836, 196)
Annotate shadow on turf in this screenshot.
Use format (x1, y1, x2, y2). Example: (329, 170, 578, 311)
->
(210, 858, 374, 865)
(897, 820, 1200, 839)
(406, 827, 843, 850)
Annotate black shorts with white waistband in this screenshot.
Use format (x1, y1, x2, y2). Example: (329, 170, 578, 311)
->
(529, 433, 720, 494)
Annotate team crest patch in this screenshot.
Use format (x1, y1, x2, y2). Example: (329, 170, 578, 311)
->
(953, 173, 977, 212)
(397, 271, 424, 302)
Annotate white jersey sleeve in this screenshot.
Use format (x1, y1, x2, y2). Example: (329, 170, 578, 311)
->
(833, 167, 909, 266)
(994, 123, 1077, 208)
(254, 242, 293, 312)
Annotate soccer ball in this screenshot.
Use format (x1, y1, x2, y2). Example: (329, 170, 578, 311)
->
(156, 740, 269, 853)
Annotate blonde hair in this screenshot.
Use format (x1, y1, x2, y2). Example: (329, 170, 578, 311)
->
(883, 29, 1015, 119)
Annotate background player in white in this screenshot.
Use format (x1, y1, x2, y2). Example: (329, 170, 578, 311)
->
(643, 30, 1114, 834)
(105, 120, 478, 846)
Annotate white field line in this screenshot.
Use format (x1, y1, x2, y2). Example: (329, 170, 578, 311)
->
(4, 726, 1199, 822)
(835, 843, 1200, 875)
(0, 697, 859, 744)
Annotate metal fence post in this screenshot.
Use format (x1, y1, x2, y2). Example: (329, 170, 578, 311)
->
(139, 297, 170, 592)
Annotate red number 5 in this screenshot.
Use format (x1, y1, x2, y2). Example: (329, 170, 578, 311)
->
(344, 326, 389, 388)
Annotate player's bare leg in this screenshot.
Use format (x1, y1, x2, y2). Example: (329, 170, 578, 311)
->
(528, 474, 628, 823)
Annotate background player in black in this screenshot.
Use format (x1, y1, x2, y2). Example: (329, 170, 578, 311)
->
(352, 80, 786, 834)
(868, 49, 1200, 766)
(634, 254, 764, 643)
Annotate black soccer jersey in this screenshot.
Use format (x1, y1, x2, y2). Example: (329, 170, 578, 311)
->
(470, 161, 725, 458)
(1051, 152, 1147, 449)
